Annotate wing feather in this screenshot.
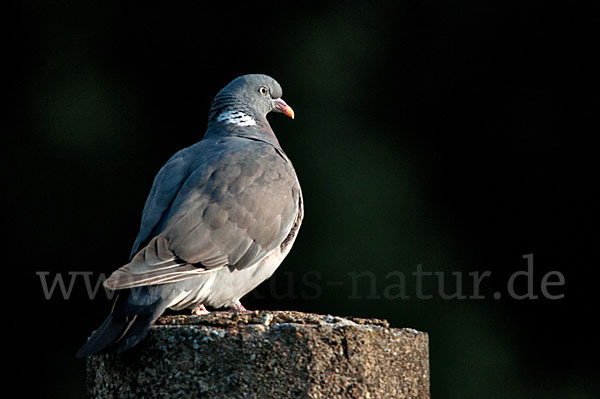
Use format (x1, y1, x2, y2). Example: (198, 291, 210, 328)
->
(105, 137, 302, 290)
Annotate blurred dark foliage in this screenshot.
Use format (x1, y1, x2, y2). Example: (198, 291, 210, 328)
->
(7, 1, 598, 397)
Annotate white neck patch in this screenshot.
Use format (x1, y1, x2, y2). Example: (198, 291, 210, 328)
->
(216, 109, 257, 127)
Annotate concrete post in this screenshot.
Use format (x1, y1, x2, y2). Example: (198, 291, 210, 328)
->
(86, 311, 429, 398)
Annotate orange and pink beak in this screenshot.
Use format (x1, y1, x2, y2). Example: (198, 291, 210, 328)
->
(273, 98, 295, 119)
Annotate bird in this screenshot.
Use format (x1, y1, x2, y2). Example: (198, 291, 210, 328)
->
(77, 74, 303, 357)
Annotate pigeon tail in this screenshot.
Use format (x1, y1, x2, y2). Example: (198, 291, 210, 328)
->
(76, 288, 172, 358)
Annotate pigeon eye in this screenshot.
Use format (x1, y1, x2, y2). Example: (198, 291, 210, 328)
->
(258, 86, 269, 96)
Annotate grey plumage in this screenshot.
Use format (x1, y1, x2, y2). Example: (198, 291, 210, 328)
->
(77, 74, 302, 357)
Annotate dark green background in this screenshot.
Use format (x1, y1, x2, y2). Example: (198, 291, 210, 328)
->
(8, 1, 598, 397)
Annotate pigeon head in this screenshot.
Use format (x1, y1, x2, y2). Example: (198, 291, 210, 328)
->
(208, 74, 295, 127)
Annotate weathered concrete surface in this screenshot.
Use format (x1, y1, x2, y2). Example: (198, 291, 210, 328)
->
(87, 311, 429, 399)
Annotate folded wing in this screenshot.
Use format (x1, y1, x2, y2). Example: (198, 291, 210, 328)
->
(104, 138, 301, 290)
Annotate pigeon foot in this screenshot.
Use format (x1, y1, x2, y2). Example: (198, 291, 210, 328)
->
(227, 300, 249, 313)
(191, 304, 210, 315)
